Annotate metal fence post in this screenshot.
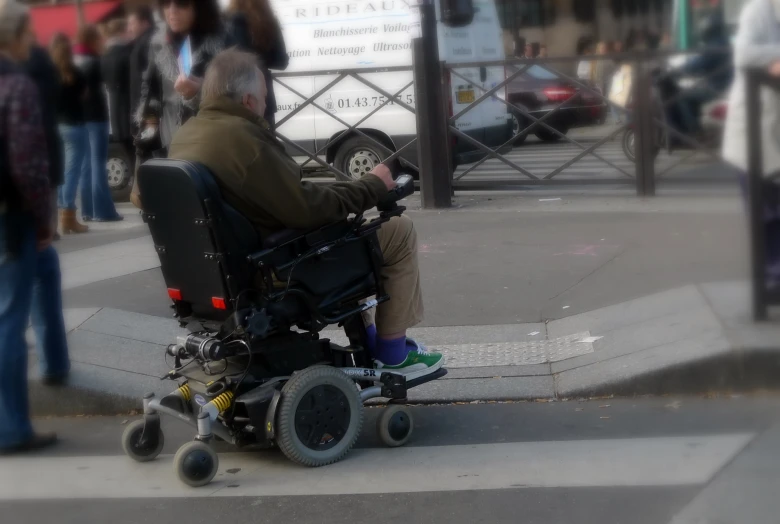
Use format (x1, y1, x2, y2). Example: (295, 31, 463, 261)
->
(412, 0, 452, 209)
(633, 57, 656, 197)
(746, 70, 768, 321)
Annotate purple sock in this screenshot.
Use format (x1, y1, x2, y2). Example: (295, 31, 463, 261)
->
(365, 324, 377, 356)
(375, 335, 408, 365)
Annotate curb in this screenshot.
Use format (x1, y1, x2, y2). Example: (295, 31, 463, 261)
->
(30, 347, 780, 417)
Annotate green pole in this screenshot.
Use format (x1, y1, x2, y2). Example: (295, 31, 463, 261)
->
(678, 0, 689, 50)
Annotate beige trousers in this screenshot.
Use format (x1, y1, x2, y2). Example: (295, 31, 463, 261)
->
(368, 215, 424, 336)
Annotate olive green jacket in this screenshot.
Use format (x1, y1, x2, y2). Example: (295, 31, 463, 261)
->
(168, 96, 387, 238)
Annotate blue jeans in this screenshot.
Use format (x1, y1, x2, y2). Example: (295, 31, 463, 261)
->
(0, 213, 70, 448)
(57, 124, 88, 211)
(81, 121, 120, 220)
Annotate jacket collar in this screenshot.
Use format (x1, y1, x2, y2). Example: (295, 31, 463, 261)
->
(198, 96, 270, 130)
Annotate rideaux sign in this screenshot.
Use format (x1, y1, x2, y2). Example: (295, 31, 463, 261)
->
(276, 0, 419, 70)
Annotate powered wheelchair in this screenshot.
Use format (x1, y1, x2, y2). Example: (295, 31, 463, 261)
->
(121, 159, 446, 487)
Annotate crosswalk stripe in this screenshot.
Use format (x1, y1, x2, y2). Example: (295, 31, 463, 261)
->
(0, 434, 753, 500)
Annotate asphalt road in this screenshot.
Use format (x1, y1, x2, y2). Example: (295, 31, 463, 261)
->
(4, 396, 780, 524)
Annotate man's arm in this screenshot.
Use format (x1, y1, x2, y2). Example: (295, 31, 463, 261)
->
(243, 145, 389, 230)
(6, 77, 51, 233)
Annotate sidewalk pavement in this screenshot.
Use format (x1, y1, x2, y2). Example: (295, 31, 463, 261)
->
(30, 187, 780, 415)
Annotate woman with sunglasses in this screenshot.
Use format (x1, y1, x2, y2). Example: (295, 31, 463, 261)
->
(227, 0, 288, 130)
(134, 0, 230, 182)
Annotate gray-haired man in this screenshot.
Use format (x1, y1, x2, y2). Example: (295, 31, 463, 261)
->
(168, 49, 444, 379)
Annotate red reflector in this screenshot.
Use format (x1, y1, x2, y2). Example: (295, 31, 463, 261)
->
(167, 288, 182, 301)
(212, 297, 227, 310)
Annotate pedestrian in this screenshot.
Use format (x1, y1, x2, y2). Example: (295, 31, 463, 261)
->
(24, 44, 62, 239)
(576, 40, 594, 81)
(127, 6, 155, 209)
(101, 18, 134, 192)
(227, 0, 289, 130)
(23, 35, 72, 399)
(591, 41, 615, 122)
(0, 0, 59, 453)
(74, 24, 122, 222)
(50, 33, 89, 234)
(722, 0, 780, 287)
(133, 0, 230, 208)
(523, 43, 535, 59)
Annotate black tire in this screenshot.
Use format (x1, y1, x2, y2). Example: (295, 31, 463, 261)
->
(333, 136, 398, 182)
(510, 113, 528, 146)
(622, 128, 661, 162)
(377, 405, 414, 448)
(535, 125, 567, 142)
(122, 419, 164, 463)
(622, 128, 636, 162)
(276, 365, 363, 467)
(173, 440, 219, 487)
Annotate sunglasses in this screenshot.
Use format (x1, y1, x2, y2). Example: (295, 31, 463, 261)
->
(160, 0, 193, 7)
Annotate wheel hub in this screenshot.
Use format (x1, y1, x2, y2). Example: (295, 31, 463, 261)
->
(295, 385, 351, 451)
(131, 428, 158, 456)
(387, 411, 411, 441)
(107, 158, 129, 188)
(181, 449, 214, 481)
(347, 149, 381, 180)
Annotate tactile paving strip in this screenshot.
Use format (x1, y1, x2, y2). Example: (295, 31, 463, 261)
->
(439, 332, 597, 368)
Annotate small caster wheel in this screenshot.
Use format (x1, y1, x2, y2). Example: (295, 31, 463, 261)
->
(122, 419, 164, 462)
(173, 440, 219, 487)
(377, 405, 413, 447)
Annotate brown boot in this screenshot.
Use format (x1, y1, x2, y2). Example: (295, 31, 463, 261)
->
(60, 209, 89, 234)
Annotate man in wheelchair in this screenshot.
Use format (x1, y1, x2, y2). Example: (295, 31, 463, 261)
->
(167, 49, 443, 379)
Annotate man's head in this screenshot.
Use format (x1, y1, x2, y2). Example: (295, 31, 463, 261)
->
(128, 6, 153, 40)
(202, 48, 267, 117)
(0, 0, 32, 62)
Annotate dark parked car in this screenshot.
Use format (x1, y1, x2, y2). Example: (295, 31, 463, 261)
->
(507, 65, 607, 144)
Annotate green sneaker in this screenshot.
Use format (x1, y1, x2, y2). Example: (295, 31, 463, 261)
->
(375, 339, 444, 381)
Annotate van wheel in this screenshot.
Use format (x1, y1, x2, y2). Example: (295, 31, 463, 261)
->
(510, 113, 528, 146)
(333, 137, 398, 182)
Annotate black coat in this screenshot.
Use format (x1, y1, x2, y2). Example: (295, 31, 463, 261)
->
(24, 46, 63, 187)
(129, 27, 154, 134)
(228, 13, 289, 125)
(136, 29, 232, 149)
(102, 41, 133, 141)
(74, 52, 109, 123)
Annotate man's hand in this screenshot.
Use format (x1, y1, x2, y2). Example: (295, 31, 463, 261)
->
(370, 163, 396, 191)
(770, 61, 780, 77)
(174, 75, 202, 100)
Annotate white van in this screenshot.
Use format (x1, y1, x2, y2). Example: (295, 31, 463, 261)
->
(265, 0, 512, 180)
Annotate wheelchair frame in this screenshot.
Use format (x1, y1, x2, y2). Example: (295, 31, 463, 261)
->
(122, 165, 446, 487)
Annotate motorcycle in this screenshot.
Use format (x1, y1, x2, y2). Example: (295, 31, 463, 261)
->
(621, 58, 728, 163)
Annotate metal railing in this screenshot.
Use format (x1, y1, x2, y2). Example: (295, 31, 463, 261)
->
(439, 49, 730, 195)
(267, 47, 730, 201)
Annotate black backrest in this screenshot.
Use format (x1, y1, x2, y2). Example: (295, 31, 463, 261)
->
(138, 159, 259, 321)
